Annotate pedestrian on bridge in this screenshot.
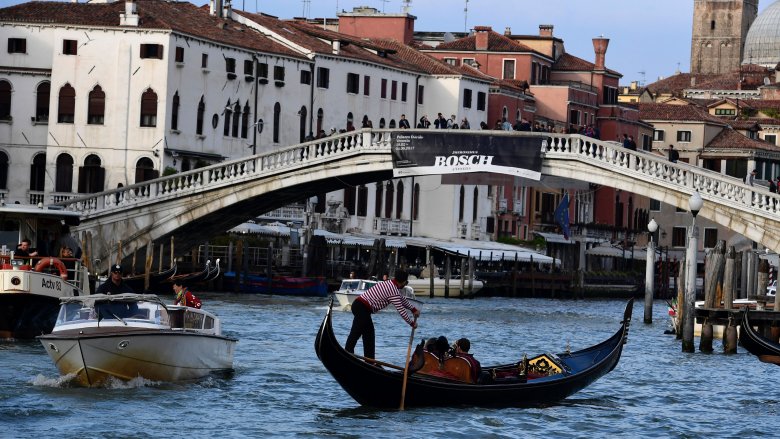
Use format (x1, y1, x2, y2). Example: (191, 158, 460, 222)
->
(668, 145, 679, 163)
(746, 169, 756, 186)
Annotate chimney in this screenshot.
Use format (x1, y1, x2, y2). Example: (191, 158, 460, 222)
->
(474, 26, 491, 51)
(504, 27, 511, 36)
(209, 0, 223, 17)
(539, 24, 553, 37)
(222, 0, 231, 18)
(630, 81, 637, 90)
(120, 0, 139, 27)
(332, 40, 341, 55)
(592, 36, 609, 71)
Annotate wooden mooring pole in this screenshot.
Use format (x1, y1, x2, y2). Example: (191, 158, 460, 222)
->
(723, 246, 738, 354)
(700, 240, 725, 353)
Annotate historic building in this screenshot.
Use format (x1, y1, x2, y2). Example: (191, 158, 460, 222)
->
(691, 0, 759, 75)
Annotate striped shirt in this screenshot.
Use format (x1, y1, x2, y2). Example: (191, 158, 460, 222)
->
(357, 279, 417, 326)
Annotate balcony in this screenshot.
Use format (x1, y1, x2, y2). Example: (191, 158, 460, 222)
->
(498, 198, 507, 214)
(513, 199, 524, 216)
(258, 205, 306, 222)
(374, 218, 410, 236)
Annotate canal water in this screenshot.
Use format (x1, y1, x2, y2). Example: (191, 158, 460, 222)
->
(1, 295, 777, 437)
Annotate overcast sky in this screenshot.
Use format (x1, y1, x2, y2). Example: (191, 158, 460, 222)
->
(2, 0, 775, 86)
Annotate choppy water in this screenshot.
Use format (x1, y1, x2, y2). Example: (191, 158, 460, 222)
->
(1, 295, 778, 438)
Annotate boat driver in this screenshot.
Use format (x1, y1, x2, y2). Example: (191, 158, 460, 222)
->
(96, 264, 135, 295)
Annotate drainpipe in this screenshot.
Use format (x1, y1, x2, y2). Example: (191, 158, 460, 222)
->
(308, 61, 315, 135)
(252, 54, 258, 155)
(413, 75, 420, 125)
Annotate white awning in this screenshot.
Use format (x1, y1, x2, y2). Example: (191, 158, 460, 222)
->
(534, 232, 574, 245)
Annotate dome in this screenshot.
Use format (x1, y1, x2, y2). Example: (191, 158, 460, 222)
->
(743, 1, 780, 67)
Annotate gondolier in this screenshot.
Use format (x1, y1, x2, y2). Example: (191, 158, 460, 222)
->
(345, 270, 419, 360)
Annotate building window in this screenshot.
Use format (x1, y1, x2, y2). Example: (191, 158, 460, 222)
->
(241, 102, 250, 139)
(413, 183, 420, 220)
(196, 96, 205, 135)
(671, 227, 687, 247)
(765, 134, 777, 145)
(135, 157, 158, 184)
(243, 59, 253, 76)
(0, 80, 10, 121)
(477, 91, 486, 111)
(401, 82, 408, 102)
(7, 38, 26, 54)
(175, 46, 184, 63)
(444, 58, 457, 66)
(223, 101, 232, 136)
(642, 134, 652, 151)
(363, 76, 370, 96)
(346, 73, 359, 94)
(258, 63, 268, 80)
(649, 199, 661, 211)
(35, 81, 50, 123)
(0, 151, 7, 190)
(714, 108, 736, 116)
(300, 70, 311, 85)
(225, 57, 236, 79)
(316, 67, 329, 88)
(677, 130, 692, 142)
(273, 102, 281, 143)
(63, 39, 77, 56)
(417, 85, 424, 105)
(57, 84, 75, 124)
(375, 182, 383, 217)
(653, 130, 665, 141)
(569, 109, 580, 126)
(274, 65, 285, 82)
(201, 53, 208, 68)
(602, 86, 618, 104)
(463, 88, 472, 108)
(78, 154, 105, 194)
(231, 102, 241, 138)
(704, 228, 718, 249)
(458, 186, 465, 222)
(385, 182, 394, 218)
(170, 91, 179, 130)
(462, 58, 476, 66)
(140, 44, 163, 59)
(357, 185, 368, 217)
(503, 59, 515, 80)
(391, 80, 397, 100)
(30, 153, 46, 192)
(55, 153, 73, 193)
(140, 88, 158, 127)
(395, 181, 404, 219)
(87, 85, 105, 125)
(381, 78, 387, 99)
(472, 187, 478, 221)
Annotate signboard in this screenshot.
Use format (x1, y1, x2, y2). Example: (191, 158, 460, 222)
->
(391, 132, 543, 179)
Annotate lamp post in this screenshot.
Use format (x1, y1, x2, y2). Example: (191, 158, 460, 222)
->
(682, 191, 703, 352)
(644, 218, 658, 324)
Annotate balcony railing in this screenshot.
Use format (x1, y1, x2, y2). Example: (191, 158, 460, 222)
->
(374, 218, 410, 236)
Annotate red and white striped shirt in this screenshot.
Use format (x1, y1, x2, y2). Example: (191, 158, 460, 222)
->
(357, 279, 417, 326)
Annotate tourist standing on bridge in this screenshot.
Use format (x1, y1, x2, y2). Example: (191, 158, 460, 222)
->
(668, 145, 679, 163)
(746, 169, 756, 186)
(399, 114, 410, 129)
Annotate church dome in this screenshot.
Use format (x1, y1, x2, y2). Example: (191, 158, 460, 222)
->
(743, 0, 780, 67)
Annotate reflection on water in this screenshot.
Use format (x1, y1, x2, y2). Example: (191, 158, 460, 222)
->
(1, 295, 778, 437)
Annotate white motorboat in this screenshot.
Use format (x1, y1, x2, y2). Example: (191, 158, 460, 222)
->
(407, 276, 484, 298)
(0, 204, 91, 339)
(332, 279, 422, 311)
(38, 293, 237, 386)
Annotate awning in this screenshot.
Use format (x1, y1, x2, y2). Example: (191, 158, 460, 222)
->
(227, 223, 407, 248)
(534, 232, 574, 245)
(588, 245, 705, 263)
(399, 236, 555, 264)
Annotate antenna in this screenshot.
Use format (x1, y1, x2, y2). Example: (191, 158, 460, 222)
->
(464, 0, 469, 33)
(380, 0, 389, 12)
(638, 71, 646, 86)
(301, 0, 310, 17)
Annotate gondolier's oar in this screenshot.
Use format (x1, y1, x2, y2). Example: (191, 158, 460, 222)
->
(399, 314, 418, 410)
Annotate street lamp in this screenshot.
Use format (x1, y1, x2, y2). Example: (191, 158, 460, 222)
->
(682, 191, 703, 352)
(644, 218, 658, 324)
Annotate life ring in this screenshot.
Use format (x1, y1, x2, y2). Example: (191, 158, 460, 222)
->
(34, 257, 68, 280)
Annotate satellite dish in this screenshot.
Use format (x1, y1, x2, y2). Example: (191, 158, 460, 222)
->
(443, 32, 456, 43)
(764, 76, 772, 85)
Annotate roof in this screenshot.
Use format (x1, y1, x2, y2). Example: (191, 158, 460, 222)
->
(0, 0, 304, 59)
(646, 65, 775, 95)
(637, 103, 726, 124)
(432, 27, 539, 54)
(704, 127, 779, 152)
(552, 52, 620, 76)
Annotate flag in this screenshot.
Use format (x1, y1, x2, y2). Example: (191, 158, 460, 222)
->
(554, 192, 570, 240)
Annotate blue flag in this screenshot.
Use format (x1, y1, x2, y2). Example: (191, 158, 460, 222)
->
(554, 192, 570, 240)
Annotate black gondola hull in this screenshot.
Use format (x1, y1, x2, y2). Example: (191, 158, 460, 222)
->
(739, 310, 780, 364)
(315, 299, 632, 408)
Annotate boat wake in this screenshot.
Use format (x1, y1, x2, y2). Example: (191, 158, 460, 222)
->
(30, 373, 162, 389)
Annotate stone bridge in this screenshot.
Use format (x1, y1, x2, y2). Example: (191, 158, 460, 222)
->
(55, 129, 780, 273)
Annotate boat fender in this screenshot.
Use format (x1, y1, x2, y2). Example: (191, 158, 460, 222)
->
(34, 257, 68, 280)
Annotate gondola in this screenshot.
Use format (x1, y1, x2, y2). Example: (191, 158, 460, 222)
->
(163, 260, 211, 285)
(122, 263, 177, 293)
(315, 298, 633, 408)
(739, 310, 780, 365)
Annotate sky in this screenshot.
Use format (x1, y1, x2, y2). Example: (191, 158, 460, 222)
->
(0, 0, 775, 86)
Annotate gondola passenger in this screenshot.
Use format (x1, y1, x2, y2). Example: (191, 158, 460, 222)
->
(454, 338, 482, 383)
(345, 270, 419, 360)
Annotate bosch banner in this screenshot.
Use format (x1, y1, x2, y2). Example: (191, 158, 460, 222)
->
(391, 132, 543, 179)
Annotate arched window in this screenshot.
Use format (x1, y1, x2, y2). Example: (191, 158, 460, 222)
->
(395, 181, 404, 219)
(357, 185, 368, 217)
(316, 108, 323, 134)
(375, 182, 383, 217)
(299, 106, 307, 142)
(140, 88, 157, 127)
(55, 153, 74, 193)
(223, 100, 232, 136)
(413, 183, 420, 221)
(0, 80, 11, 121)
(196, 96, 205, 135)
(273, 102, 281, 143)
(30, 153, 46, 192)
(0, 151, 8, 190)
(87, 85, 105, 125)
(472, 187, 478, 221)
(58, 83, 75, 123)
(135, 157, 158, 184)
(231, 102, 241, 138)
(181, 159, 191, 172)
(458, 185, 465, 222)
(384, 181, 394, 218)
(344, 187, 355, 215)
(36, 81, 50, 122)
(379, 118, 386, 128)
(241, 101, 250, 139)
(389, 119, 397, 129)
(171, 91, 180, 130)
(78, 154, 105, 193)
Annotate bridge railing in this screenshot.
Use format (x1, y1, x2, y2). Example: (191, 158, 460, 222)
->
(543, 133, 780, 217)
(54, 129, 394, 215)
